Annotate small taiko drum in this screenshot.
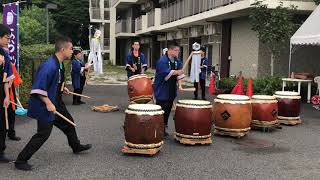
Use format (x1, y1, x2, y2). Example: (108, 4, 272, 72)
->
(124, 104, 164, 149)
(274, 91, 301, 125)
(127, 74, 153, 103)
(251, 95, 278, 128)
(174, 100, 213, 144)
(213, 94, 252, 137)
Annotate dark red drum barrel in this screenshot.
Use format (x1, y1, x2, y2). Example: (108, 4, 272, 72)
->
(127, 74, 153, 103)
(124, 104, 164, 149)
(251, 95, 278, 128)
(174, 100, 213, 140)
(213, 94, 252, 137)
(274, 91, 301, 125)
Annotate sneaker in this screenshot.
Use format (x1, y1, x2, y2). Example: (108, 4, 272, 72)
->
(73, 144, 92, 154)
(79, 101, 86, 104)
(15, 161, 32, 171)
(72, 102, 81, 105)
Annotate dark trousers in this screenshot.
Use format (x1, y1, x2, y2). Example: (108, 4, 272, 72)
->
(16, 98, 81, 162)
(156, 100, 174, 129)
(73, 76, 86, 103)
(194, 79, 206, 99)
(0, 108, 7, 155)
(8, 104, 16, 137)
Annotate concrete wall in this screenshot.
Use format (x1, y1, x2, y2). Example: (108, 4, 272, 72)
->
(230, 17, 259, 78)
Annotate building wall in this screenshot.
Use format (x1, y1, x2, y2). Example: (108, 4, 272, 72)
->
(230, 17, 259, 78)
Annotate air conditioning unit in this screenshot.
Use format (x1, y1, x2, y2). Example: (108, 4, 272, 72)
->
(176, 29, 188, 39)
(203, 23, 223, 35)
(167, 32, 176, 40)
(201, 36, 209, 45)
(208, 35, 222, 44)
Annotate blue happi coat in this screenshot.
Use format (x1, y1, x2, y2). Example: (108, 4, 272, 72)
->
(27, 55, 61, 123)
(71, 59, 84, 89)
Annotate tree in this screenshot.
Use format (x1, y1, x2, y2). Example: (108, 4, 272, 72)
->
(314, 0, 320, 5)
(249, 1, 298, 76)
(52, 0, 90, 49)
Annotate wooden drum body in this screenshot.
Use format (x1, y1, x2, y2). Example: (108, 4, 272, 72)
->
(251, 95, 278, 128)
(213, 94, 252, 137)
(174, 100, 213, 144)
(127, 74, 153, 104)
(124, 104, 164, 149)
(274, 91, 301, 125)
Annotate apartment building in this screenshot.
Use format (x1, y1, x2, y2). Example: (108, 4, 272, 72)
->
(109, 0, 317, 78)
(89, 0, 111, 57)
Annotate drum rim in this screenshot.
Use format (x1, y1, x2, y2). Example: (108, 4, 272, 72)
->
(252, 95, 276, 100)
(128, 74, 148, 80)
(274, 91, 299, 96)
(177, 99, 211, 106)
(217, 94, 250, 101)
(127, 104, 162, 112)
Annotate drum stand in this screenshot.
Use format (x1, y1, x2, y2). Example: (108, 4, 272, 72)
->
(214, 127, 250, 138)
(251, 120, 280, 132)
(173, 132, 212, 145)
(121, 146, 162, 156)
(278, 116, 302, 126)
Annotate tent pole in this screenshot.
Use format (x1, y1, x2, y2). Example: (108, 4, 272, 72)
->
(288, 43, 292, 78)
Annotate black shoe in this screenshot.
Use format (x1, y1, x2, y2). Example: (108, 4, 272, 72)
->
(79, 101, 86, 104)
(193, 97, 198, 100)
(73, 144, 92, 154)
(15, 161, 32, 171)
(8, 135, 21, 141)
(72, 102, 81, 105)
(202, 97, 207, 100)
(0, 155, 13, 163)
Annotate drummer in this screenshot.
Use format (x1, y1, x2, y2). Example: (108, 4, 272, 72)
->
(153, 42, 185, 137)
(125, 40, 148, 78)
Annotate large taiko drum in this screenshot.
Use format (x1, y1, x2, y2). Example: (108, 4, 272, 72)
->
(127, 74, 153, 104)
(251, 95, 278, 128)
(274, 91, 301, 125)
(124, 104, 164, 149)
(213, 94, 252, 137)
(174, 100, 213, 144)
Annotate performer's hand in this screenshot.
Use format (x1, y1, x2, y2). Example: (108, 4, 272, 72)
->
(130, 67, 135, 72)
(46, 102, 56, 112)
(132, 64, 137, 70)
(178, 85, 183, 91)
(63, 87, 70, 95)
(3, 97, 9, 108)
(175, 70, 184, 76)
(0, 55, 4, 65)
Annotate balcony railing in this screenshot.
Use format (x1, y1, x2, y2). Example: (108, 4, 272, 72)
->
(116, 19, 135, 34)
(147, 9, 155, 27)
(104, 0, 110, 8)
(135, 16, 142, 31)
(104, 38, 110, 50)
(161, 0, 241, 25)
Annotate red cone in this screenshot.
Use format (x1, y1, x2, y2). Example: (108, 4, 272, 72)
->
(231, 75, 244, 95)
(246, 77, 253, 97)
(209, 72, 215, 95)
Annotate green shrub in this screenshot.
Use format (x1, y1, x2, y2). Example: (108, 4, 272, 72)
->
(218, 76, 282, 95)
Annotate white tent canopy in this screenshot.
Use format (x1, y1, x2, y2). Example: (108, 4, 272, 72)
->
(289, 5, 320, 75)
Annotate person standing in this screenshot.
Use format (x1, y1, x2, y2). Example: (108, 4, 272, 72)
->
(15, 36, 92, 171)
(153, 42, 185, 137)
(125, 41, 148, 78)
(194, 47, 208, 100)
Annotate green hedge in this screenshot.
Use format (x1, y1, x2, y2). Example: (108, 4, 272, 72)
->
(219, 76, 282, 95)
(19, 44, 73, 104)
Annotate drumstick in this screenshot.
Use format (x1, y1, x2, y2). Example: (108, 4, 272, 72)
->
(4, 107, 8, 130)
(54, 111, 76, 127)
(68, 92, 91, 99)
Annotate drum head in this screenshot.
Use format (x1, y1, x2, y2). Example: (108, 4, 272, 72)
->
(177, 99, 211, 106)
(274, 91, 299, 96)
(252, 95, 276, 100)
(128, 104, 162, 112)
(217, 94, 250, 101)
(128, 74, 148, 80)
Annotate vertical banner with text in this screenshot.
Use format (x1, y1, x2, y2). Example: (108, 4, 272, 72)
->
(3, 3, 19, 70)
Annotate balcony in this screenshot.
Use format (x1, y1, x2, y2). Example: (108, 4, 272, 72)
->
(104, 38, 110, 50)
(147, 9, 155, 27)
(111, 0, 138, 8)
(135, 16, 142, 31)
(161, 0, 242, 25)
(90, 7, 102, 20)
(115, 19, 136, 37)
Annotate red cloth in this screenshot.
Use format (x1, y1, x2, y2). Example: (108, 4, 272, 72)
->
(209, 72, 215, 95)
(9, 63, 23, 110)
(246, 77, 253, 97)
(231, 75, 244, 95)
